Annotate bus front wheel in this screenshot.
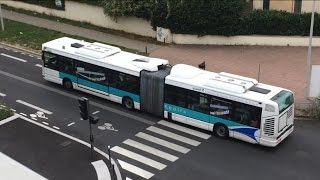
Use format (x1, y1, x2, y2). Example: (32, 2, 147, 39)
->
(122, 97, 134, 110)
(214, 124, 229, 138)
(63, 79, 73, 90)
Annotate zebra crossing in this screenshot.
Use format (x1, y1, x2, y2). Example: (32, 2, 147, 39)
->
(111, 120, 211, 179)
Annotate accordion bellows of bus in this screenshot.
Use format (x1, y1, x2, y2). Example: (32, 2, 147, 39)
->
(42, 37, 294, 147)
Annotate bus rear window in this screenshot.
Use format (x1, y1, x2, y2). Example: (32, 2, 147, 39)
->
(271, 90, 294, 114)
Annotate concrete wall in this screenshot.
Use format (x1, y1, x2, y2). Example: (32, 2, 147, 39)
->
(172, 34, 320, 46)
(1, 0, 156, 38)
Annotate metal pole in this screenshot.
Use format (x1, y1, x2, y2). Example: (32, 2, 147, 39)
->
(0, 4, 4, 31)
(258, 64, 261, 82)
(306, 0, 316, 99)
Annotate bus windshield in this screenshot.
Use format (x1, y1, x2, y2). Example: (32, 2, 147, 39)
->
(271, 90, 294, 114)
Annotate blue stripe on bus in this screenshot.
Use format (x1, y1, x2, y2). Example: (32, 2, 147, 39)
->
(164, 103, 258, 141)
(59, 72, 140, 103)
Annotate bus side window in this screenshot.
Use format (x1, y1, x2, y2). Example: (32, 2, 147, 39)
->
(58, 56, 74, 74)
(209, 97, 233, 120)
(43, 52, 58, 70)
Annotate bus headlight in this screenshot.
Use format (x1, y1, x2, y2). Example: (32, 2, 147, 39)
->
(265, 104, 275, 112)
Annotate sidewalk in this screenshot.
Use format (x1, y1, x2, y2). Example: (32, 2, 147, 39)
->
(3, 8, 319, 108)
(2, 9, 162, 53)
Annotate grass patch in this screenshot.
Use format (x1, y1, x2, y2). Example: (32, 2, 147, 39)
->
(3, 5, 161, 46)
(0, 105, 14, 120)
(0, 19, 148, 55)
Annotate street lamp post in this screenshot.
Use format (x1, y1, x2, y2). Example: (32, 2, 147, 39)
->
(306, 0, 316, 99)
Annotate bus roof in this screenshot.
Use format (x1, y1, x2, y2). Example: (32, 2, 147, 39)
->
(165, 64, 286, 105)
(42, 37, 169, 76)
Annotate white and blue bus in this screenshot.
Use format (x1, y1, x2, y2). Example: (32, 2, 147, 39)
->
(42, 37, 294, 147)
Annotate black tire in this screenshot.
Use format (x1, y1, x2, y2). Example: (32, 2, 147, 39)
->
(214, 124, 229, 138)
(63, 79, 73, 90)
(122, 97, 134, 109)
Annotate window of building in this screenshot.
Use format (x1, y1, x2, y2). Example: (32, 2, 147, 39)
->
(263, 0, 270, 10)
(294, 0, 302, 13)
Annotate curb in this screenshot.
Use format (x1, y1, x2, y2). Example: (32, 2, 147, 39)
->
(0, 113, 20, 126)
(294, 116, 319, 121)
(0, 42, 41, 56)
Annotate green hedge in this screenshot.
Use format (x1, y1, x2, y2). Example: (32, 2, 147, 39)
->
(101, 0, 320, 36)
(13, 0, 65, 10)
(0, 106, 13, 120)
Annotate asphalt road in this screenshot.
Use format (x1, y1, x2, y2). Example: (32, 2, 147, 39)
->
(0, 44, 320, 180)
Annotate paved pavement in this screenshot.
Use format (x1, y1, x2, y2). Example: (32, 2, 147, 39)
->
(2, 8, 320, 109)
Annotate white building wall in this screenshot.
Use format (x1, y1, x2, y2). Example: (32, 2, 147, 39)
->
(1, 0, 156, 38)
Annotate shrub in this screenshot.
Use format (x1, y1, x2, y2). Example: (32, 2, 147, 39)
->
(0, 105, 14, 120)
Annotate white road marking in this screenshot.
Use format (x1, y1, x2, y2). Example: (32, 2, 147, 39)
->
(0, 152, 48, 180)
(19, 113, 27, 116)
(10, 109, 16, 112)
(16, 100, 52, 114)
(53, 126, 60, 130)
(42, 122, 49, 125)
(31, 118, 37, 121)
(68, 122, 75, 126)
(5, 47, 9, 50)
(158, 120, 211, 139)
(0, 92, 6, 97)
(126, 177, 133, 180)
(92, 160, 111, 180)
(29, 55, 33, 57)
(0, 105, 6, 108)
(35, 64, 42, 68)
(18, 115, 122, 180)
(13, 50, 18, 52)
(111, 146, 166, 170)
(0, 114, 20, 126)
(136, 132, 190, 154)
(0, 69, 154, 126)
(21, 52, 25, 55)
(147, 126, 201, 146)
(0, 53, 27, 62)
(123, 139, 178, 162)
(92, 111, 100, 115)
(118, 160, 154, 179)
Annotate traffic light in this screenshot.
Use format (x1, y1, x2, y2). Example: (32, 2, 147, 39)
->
(78, 97, 88, 120)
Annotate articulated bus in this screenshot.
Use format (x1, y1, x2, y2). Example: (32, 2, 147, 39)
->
(42, 37, 294, 147)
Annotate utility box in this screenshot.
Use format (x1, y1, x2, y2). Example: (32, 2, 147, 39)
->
(310, 65, 320, 97)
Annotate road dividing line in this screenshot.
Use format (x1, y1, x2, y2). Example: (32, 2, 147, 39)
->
(53, 126, 60, 130)
(16, 100, 52, 114)
(157, 120, 211, 139)
(0, 92, 6, 97)
(136, 132, 190, 154)
(32, 118, 37, 121)
(91, 160, 111, 180)
(19, 113, 27, 117)
(0, 53, 27, 62)
(68, 122, 75, 126)
(123, 139, 178, 162)
(147, 126, 201, 146)
(92, 111, 100, 115)
(118, 160, 154, 179)
(111, 146, 166, 170)
(18, 115, 122, 180)
(42, 122, 49, 126)
(35, 64, 42, 68)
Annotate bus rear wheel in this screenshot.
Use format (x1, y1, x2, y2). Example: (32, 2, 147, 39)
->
(122, 97, 134, 110)
(63, 79, 73, 90)
(214, 124, 229, 138)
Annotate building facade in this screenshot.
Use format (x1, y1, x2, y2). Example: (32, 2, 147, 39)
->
(253, 0, 320, 13)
